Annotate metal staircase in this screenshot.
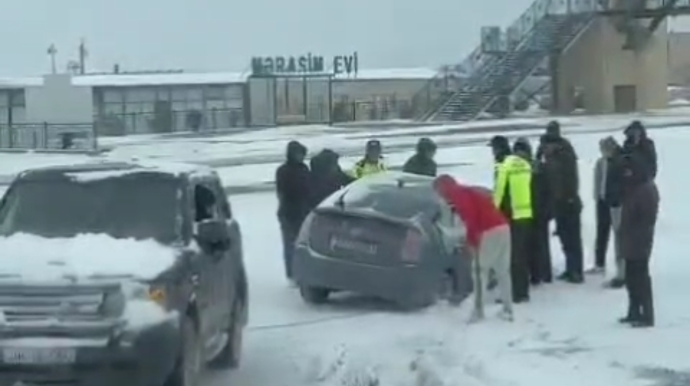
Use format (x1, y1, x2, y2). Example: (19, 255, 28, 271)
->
(415, 0, 599, 122)
(432, 12, 594, 121)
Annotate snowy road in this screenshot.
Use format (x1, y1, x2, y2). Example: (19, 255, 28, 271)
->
(205, 128, 690, 386)
(0, 117, 688, 385)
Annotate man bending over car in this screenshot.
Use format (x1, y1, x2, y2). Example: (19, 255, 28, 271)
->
(434, 175, 513, 322)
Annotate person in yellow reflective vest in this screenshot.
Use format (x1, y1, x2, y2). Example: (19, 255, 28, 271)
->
(351, 139, 386, 179)
(489, 135, 533, 303)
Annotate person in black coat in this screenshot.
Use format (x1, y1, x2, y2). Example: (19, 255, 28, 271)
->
(275, 140, 311, 283)
(618, 149, 659, 328)
(403, 137, 438, 177)
(538, 121, 584, 284)
(309, 149, 353, 209)
(623, 120, 657, 180)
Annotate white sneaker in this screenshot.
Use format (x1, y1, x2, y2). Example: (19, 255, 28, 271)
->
(497, 308, 514, 322)
(468, 310, 485, 324)
(586, 266, 605, 275)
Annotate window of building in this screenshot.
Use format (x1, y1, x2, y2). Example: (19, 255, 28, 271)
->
(186, 88, 203, 102)
(225, 86, 242, 101)
(126, 88, 156, 103)
(156, 88, 171, 101)
(171, 87, 187, 102)
(103, 89, 123, 103)
(205, 86, 226, 101)
(10, 91, 25, 107)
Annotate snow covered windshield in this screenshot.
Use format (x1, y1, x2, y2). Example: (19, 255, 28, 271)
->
(0, 176, 181, 243)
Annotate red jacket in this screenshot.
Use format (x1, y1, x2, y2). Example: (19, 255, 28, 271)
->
(434, 175, 507, 249)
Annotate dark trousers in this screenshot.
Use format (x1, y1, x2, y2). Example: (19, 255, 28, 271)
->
(555, 205, 584, 276)
(625, 259, 654, 323)
(510, 219, 532, 301)
(279, 219, 300, 280)
(595, 199, 612, 268)
(530, 218, 553, 283)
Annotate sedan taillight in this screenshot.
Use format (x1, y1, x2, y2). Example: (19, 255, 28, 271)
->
(296, 212, 316, 245)
(401, 229, 422, 262)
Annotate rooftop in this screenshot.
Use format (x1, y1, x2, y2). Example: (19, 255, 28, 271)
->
(0, 67, 439, 89)
(17, 159, 214, 181)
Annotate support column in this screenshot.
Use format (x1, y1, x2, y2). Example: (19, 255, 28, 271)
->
(555, 16, 668, 114)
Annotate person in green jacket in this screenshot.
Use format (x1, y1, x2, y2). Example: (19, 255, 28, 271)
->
(403, 137, 437, 177)
(351, 139, 386, 179)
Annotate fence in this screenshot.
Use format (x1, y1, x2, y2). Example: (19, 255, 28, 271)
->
(0, 123, 97, 151)
(94, 108, 245, 136)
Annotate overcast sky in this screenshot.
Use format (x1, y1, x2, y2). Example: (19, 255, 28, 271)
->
(0, 0, 539, 76)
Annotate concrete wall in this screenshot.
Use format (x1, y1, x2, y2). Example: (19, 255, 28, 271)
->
(557, 17, 668, 113)
(24, 74, 94, 123)
(668, 31, 690, 85)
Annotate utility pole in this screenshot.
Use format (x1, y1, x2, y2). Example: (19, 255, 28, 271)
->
(78, 39, 87, 74)
(47, 44, 57, 74)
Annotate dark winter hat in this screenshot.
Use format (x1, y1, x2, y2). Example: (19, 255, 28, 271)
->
(416, 137, 437, 153)
(546, 120, 561, 137)
(488, 135, 510, 150)
(624, 120, 645, 136)
(600, 136, 618, 152)
(366, 139, 382, 152)
(286, 140, 307, 158)
(512, 136, 532, 155)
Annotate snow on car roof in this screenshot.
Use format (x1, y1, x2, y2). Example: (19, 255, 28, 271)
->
(19, 160, 215, 182)
(321, 172, 440, 219)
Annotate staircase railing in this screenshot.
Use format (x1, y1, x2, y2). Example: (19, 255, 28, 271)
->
(429, 0, 600, 121)
(413, 0, 573, 120)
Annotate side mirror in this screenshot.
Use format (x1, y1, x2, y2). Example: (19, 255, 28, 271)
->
(195, 219, 230, 252)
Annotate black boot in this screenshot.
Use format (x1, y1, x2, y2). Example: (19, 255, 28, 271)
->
(633, 275, 655, 328)
(619, 303, 641, 324)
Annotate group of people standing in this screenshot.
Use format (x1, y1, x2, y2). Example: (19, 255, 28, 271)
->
(274, 136, 439, 283)
(275, 120, 660, 328)
(275, 138, 387, 283)
(435, 120, 659, 326)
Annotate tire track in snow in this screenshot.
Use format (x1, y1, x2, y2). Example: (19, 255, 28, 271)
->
(247, 310, 377, 332)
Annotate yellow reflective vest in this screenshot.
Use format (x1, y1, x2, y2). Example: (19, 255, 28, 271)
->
(351, 158, 386, 179)
(493, 155, 533, 220)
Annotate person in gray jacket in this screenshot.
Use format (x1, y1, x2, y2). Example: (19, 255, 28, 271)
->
(591, 137, 626, 287)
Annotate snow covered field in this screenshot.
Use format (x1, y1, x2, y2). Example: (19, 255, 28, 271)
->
(0, 117, 687, 385)
(202, 127, 687, 386)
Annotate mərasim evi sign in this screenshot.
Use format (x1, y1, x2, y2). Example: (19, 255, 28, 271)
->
(250, 52, 359, 76)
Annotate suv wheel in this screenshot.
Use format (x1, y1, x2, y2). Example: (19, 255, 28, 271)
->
(166, 316, 201, 386)
(299, 286, 330, 304)
(208, 298, 244, 369)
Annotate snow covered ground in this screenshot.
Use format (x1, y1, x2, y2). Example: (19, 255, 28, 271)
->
(0, 116, 687, 385)
(200, 126, 688, 386)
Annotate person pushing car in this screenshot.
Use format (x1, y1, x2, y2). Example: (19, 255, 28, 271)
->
(433, 174, 513, 322)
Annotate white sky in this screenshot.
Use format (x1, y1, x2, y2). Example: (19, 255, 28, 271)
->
(0, 0, 533, 76)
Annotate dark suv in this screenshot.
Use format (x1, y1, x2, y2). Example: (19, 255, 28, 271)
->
(0, 162, 248, 386)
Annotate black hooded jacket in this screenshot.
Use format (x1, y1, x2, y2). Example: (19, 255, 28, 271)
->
(275, 141, 311, 225)
(309, 149, 353, 208)
(403, 154, 437, 177)
(539, 134, 580, 207)
(623, 123, 657, 180)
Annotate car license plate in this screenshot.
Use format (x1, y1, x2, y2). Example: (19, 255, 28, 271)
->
(329, 235, 378, 255)
(2, 347, 76, 365)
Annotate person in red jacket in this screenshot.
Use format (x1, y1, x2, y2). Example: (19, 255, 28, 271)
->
(434, 174, 513, 322)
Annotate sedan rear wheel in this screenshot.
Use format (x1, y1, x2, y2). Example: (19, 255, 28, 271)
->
(299, 286, 330, 304)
